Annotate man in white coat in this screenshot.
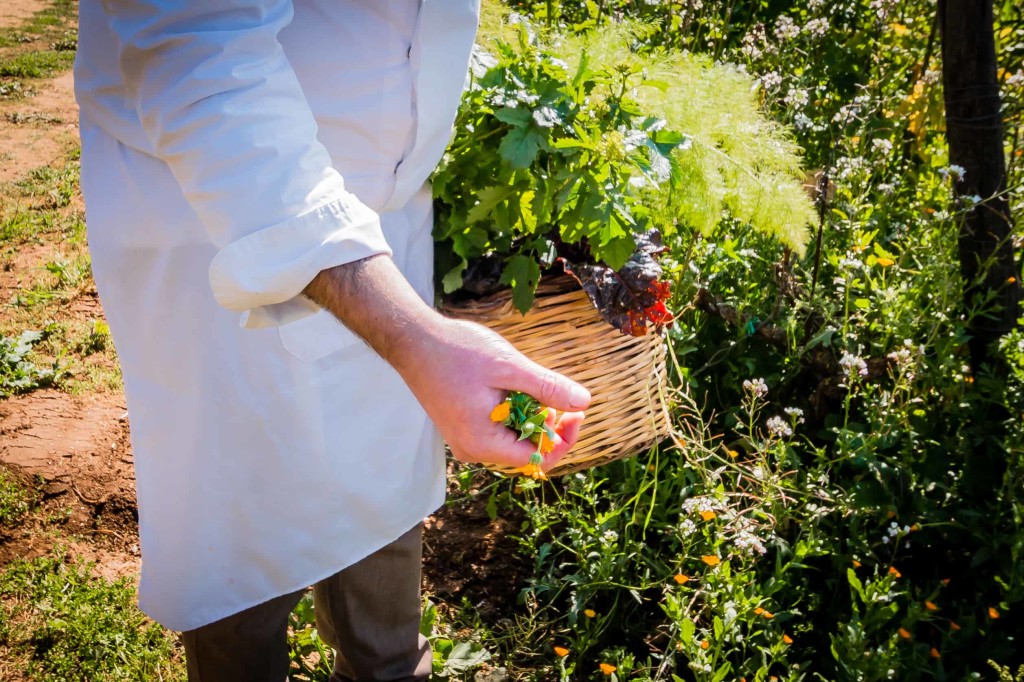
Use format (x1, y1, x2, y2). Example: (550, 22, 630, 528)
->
(74, 0, 590, 679)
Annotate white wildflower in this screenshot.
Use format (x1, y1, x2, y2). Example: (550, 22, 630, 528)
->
(767, 415, 793, 438)
(743, 377, 769, 398)
(773, 15, 800, 41)
(840, 351, 869, 378)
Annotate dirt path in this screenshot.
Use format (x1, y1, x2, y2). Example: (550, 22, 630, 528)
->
(0, 0, 51, 30)
(0, 70, 78, 184)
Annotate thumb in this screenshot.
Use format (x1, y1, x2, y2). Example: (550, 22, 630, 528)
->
(504, 359, 591, 412)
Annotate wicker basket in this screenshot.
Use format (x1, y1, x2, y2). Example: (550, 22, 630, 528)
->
(440, 276, 671, 476)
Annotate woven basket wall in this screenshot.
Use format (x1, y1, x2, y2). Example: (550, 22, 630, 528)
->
(441, 277, 671, 476)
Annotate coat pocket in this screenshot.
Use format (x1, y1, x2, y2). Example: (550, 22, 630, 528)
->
(278, 309, 361, 363)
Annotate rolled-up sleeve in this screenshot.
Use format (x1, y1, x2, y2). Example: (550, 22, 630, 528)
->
(103, 0, 391, 328)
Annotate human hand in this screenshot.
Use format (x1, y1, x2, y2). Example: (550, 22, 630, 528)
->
(393, 316, 589, 471)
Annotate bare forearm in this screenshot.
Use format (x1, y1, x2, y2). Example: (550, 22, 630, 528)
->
(302, 254, 438, 370)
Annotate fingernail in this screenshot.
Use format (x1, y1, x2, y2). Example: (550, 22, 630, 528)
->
(570, 385, 591, 410)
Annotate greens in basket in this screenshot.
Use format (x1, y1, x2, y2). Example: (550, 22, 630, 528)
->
(432, 16, 814, 336)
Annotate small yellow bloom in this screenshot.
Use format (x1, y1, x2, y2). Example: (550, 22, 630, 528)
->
(852, 560, 862, 568)
(888, 566, 902, 578)
(754, 607, 765, 615)
(539, 432, 555, 455)
(700, 510, 717, 521)
(599, 663, 616, 675)
(1009, 276, 1018, 284)
(701, 555, 720, 567)
(584, 609, 597, 618)
(489, 402, 510, 422)
(898, 627, 912, 640)
(783, 634, 794, 645)
(762, 610, 775, 620)
(850, 136, 861, 145)
(877, 257, 895, 267)
(925, 601, 939, 612)
(727, 449, 739, 459)
(554, 646, 569, 657)
(673, 573, 690, 585)
(910, 523, 921, 532)
(930, 647, 941, 659)
(950, 621, 961, 631)
(965, 375, 975, 384)
(699, 640, 710, 650)
(989, 607, 1000, 619)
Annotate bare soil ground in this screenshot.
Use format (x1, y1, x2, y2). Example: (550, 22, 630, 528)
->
(0, 0, 51, 30)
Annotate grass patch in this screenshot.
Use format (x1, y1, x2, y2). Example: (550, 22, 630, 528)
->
(0, 50, 75, 79)
(0, 552, 185, 681)
(0, 467, 38, 526)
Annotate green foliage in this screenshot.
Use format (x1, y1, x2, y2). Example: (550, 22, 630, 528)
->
(0, 50, 75, 79)
(0, 329, 58, 397)
(434, 16, 813, 313)
(437, 1, 1024, 681)
(0, 553, 184, 681)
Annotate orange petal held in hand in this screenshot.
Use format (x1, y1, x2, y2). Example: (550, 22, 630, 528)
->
(489, 402, 511, 422)
(539, 431, 555, 455)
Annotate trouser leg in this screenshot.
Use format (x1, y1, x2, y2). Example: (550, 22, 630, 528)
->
(312, 523, 432, 682)
(180, 587, 306, 682)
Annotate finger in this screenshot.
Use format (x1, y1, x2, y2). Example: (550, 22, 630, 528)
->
(541, 410, 585, 472)
(501, 360, 591, 413)
(468, 422, 545, 469)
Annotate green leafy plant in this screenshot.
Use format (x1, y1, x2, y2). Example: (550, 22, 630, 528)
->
(0, 329, 58, 397)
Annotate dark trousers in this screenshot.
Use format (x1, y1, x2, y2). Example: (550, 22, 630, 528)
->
(180, 524, 431, 682)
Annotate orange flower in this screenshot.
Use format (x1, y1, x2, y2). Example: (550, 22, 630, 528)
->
(673, 573, 690, 585)
(877, 257, 895, 267)
(599, 663, 616, 675)
(783, 634, 794, 645)
(489, 402, 510, 422)
(941, 578, 951, 586)
(754, 607, 765, 615)
(699, 640, 710, 650)
(898, 628, 912, 640)
(701, 555, 720, 567)
(852, 560, 862, 568)
(950, 621, 961, 631)
(554, 646, 569, 657)
(888, 566, 902, 578)
(1009, 276, 1018, 284)
(924, 601, 939, 612)
(989, 607, 1000, 619)
(539, 431, 555, 455)
(727, 449, 739, 459)
(930, 647, 941, 659)
(584, 609, 597, 618)
(514, 459, 547, 480)
(762, 610, 775, 620)
(887, 510, 897, 519)
(910, 523, 921, 532)
(700, 510, 717, 521)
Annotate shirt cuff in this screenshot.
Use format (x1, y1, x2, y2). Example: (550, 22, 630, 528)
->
(208, 192, 393, 329)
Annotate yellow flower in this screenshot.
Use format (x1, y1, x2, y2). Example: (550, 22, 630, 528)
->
(599, 663, 617, 675)
(727, 449, 739, 459)
(898, 627, 912, 640)
(852, 559, 862, 568)
(554, 646, 569, 657)
(699, 640, 710, 650)
(888, 566, 902, 578)
(700, 510, 717, 521)
(489, 402, 510, 422)
(924, 601, 939, 612)
(673, 573, 690, 585)
(584, 609, 597, 618)
(989, 607, 1000, 619)
(877, 257, 895, 267)
(701, 555, 720, 567)
(930, 647, 941, 659)
(1009, 276, 1018, 284)
(783, 634, 794, 645)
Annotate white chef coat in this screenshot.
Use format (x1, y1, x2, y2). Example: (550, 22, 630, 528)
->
(74, 0, 479, 631)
